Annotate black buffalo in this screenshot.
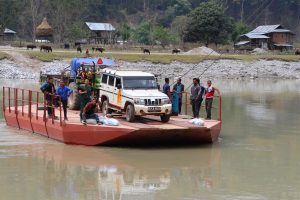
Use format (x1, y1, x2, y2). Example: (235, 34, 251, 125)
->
(64, 43, 70, 49)
(40, 45, 52, 53)
(74, 42, 81, 47)
(27, 45, 37, 50)
(77, 46, 82, 53)
(172, 49, 180, 54)
(142, 48, 150, 55)
(92, 47, 105, 53)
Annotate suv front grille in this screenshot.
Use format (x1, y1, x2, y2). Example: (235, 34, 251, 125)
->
(144, 99, 162, 106)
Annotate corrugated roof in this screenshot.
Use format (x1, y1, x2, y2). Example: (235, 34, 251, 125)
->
(274, 44, 293, 47)
(243, 33, 269, 39)
(4, 28, 16, 34)
(249, 24, 281, 34)
(85, 22, 115, 31)
(249, 24, 292, 34)
(271, 29, 292, 33)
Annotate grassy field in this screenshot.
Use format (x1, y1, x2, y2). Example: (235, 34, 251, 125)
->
(22, 50, 300, 63)
(0, 51, 9, 60)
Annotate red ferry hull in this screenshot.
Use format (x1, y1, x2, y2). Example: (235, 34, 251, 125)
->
(4, 109, 221, 146)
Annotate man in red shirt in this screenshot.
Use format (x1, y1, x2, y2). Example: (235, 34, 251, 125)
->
(82, 98, 102, 125)
(205, 80, 220, 120)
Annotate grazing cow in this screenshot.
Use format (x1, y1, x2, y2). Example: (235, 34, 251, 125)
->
(74, 42, 81, 47)
(64, 43, 70, 49)
(142, 48, 150, 55)
(95, 47, 105, 53)
(172, 49, 180, 54)
(27, 45, 37, 50)
(295, 49, 300, 55)
(77, 46, 82, 53)
(40, 45, 52, 53)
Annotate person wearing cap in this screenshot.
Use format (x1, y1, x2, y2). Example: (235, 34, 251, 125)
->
(205, 80, 220, 120)
(40, 76, 56, 118)
(56, 80, 73, 120)
(82, 98, 101, 125)
(172, 78, 184, 114)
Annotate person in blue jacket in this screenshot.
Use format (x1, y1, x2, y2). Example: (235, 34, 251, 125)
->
(40, 76, 56, 118)
(56, 80, 73, 120)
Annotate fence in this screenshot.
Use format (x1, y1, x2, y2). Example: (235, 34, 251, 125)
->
(2, 87, 63, 127)
(181, 92, 222, 121)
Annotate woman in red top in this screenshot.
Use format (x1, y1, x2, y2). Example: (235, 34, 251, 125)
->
(205, 80, 220, 119)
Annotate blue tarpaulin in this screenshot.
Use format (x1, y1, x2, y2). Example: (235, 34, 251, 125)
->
(70, 57, 115, 78)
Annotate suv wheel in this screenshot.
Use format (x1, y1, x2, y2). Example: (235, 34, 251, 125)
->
(126, 104, 135, 122)
(102, 100, 111, 115)
(160, 114, 170, 123)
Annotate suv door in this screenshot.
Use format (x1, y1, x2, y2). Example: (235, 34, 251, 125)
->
(115, 76, 122, 106)
(107, 75, 116, 105)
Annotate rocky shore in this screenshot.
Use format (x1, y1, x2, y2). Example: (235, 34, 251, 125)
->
(1, 58, 300, 80)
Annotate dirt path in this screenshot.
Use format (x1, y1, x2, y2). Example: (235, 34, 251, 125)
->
(2, 49, 42, 70)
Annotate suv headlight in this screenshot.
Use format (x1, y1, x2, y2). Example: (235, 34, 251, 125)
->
(162, 98, 170, 105)
(133, 98, 145, 105)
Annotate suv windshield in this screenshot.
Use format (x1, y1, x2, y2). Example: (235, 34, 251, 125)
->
(123, 76, 157, 89)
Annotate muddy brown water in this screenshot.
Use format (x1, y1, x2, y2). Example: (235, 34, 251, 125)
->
(0, 79, 300, 200)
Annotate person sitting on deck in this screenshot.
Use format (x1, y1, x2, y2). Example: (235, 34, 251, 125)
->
(205, 80, 220, 120)
(40, 76, 57, 119)
(82, 98, 102, 125)
(56, 80, 73, 121)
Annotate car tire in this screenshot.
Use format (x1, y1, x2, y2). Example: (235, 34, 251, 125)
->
(102, 100, 112, 115)
(160, 114, 170, 123)
(68, 82, 80, 110)
(126, 104, 135, 122)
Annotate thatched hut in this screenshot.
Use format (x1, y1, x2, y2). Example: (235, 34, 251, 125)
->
(36, 17, 53, 42)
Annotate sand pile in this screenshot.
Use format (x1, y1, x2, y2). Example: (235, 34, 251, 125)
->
(184, 46, 220, 56)
(252, 48, 267, 54)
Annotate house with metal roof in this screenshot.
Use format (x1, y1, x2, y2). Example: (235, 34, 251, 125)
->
(85, 22, 116, 44)
(0, 28, 17, 41)
(235, 24, 294, 50)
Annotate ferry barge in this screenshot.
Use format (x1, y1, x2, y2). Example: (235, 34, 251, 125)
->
(2, 87, 222, 146)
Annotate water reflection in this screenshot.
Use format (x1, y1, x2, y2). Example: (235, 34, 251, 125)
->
(0, 79, 300, 200)
(0, 143, 220, 200)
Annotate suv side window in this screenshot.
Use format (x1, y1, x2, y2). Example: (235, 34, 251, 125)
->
(102, 74, 108, 84)
(108, 75, 115, 86)
(115, 77, 121, 88)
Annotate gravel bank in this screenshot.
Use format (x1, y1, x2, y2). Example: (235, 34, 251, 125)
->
(1, 58, 300, 80)
(120, 60, 300, 80)
(0, 59, 38, 79)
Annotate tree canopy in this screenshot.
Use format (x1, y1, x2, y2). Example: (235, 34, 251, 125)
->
(1, 0, 300, 43)
(184, 1, 234, 46)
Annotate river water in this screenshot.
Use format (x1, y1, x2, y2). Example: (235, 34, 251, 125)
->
(0, 79, 300, 200)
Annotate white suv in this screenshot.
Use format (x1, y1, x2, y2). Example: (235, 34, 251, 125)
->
(99, 69, 172, 122)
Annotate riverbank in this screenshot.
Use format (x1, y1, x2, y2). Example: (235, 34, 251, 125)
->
(1, 49, 300, 79)
(26, 51, 300, 63)
(1, 58, 300, 80)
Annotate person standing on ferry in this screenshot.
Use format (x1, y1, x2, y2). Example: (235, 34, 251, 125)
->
(205, 80, 220, 120)
(172, 78, 184, 114)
